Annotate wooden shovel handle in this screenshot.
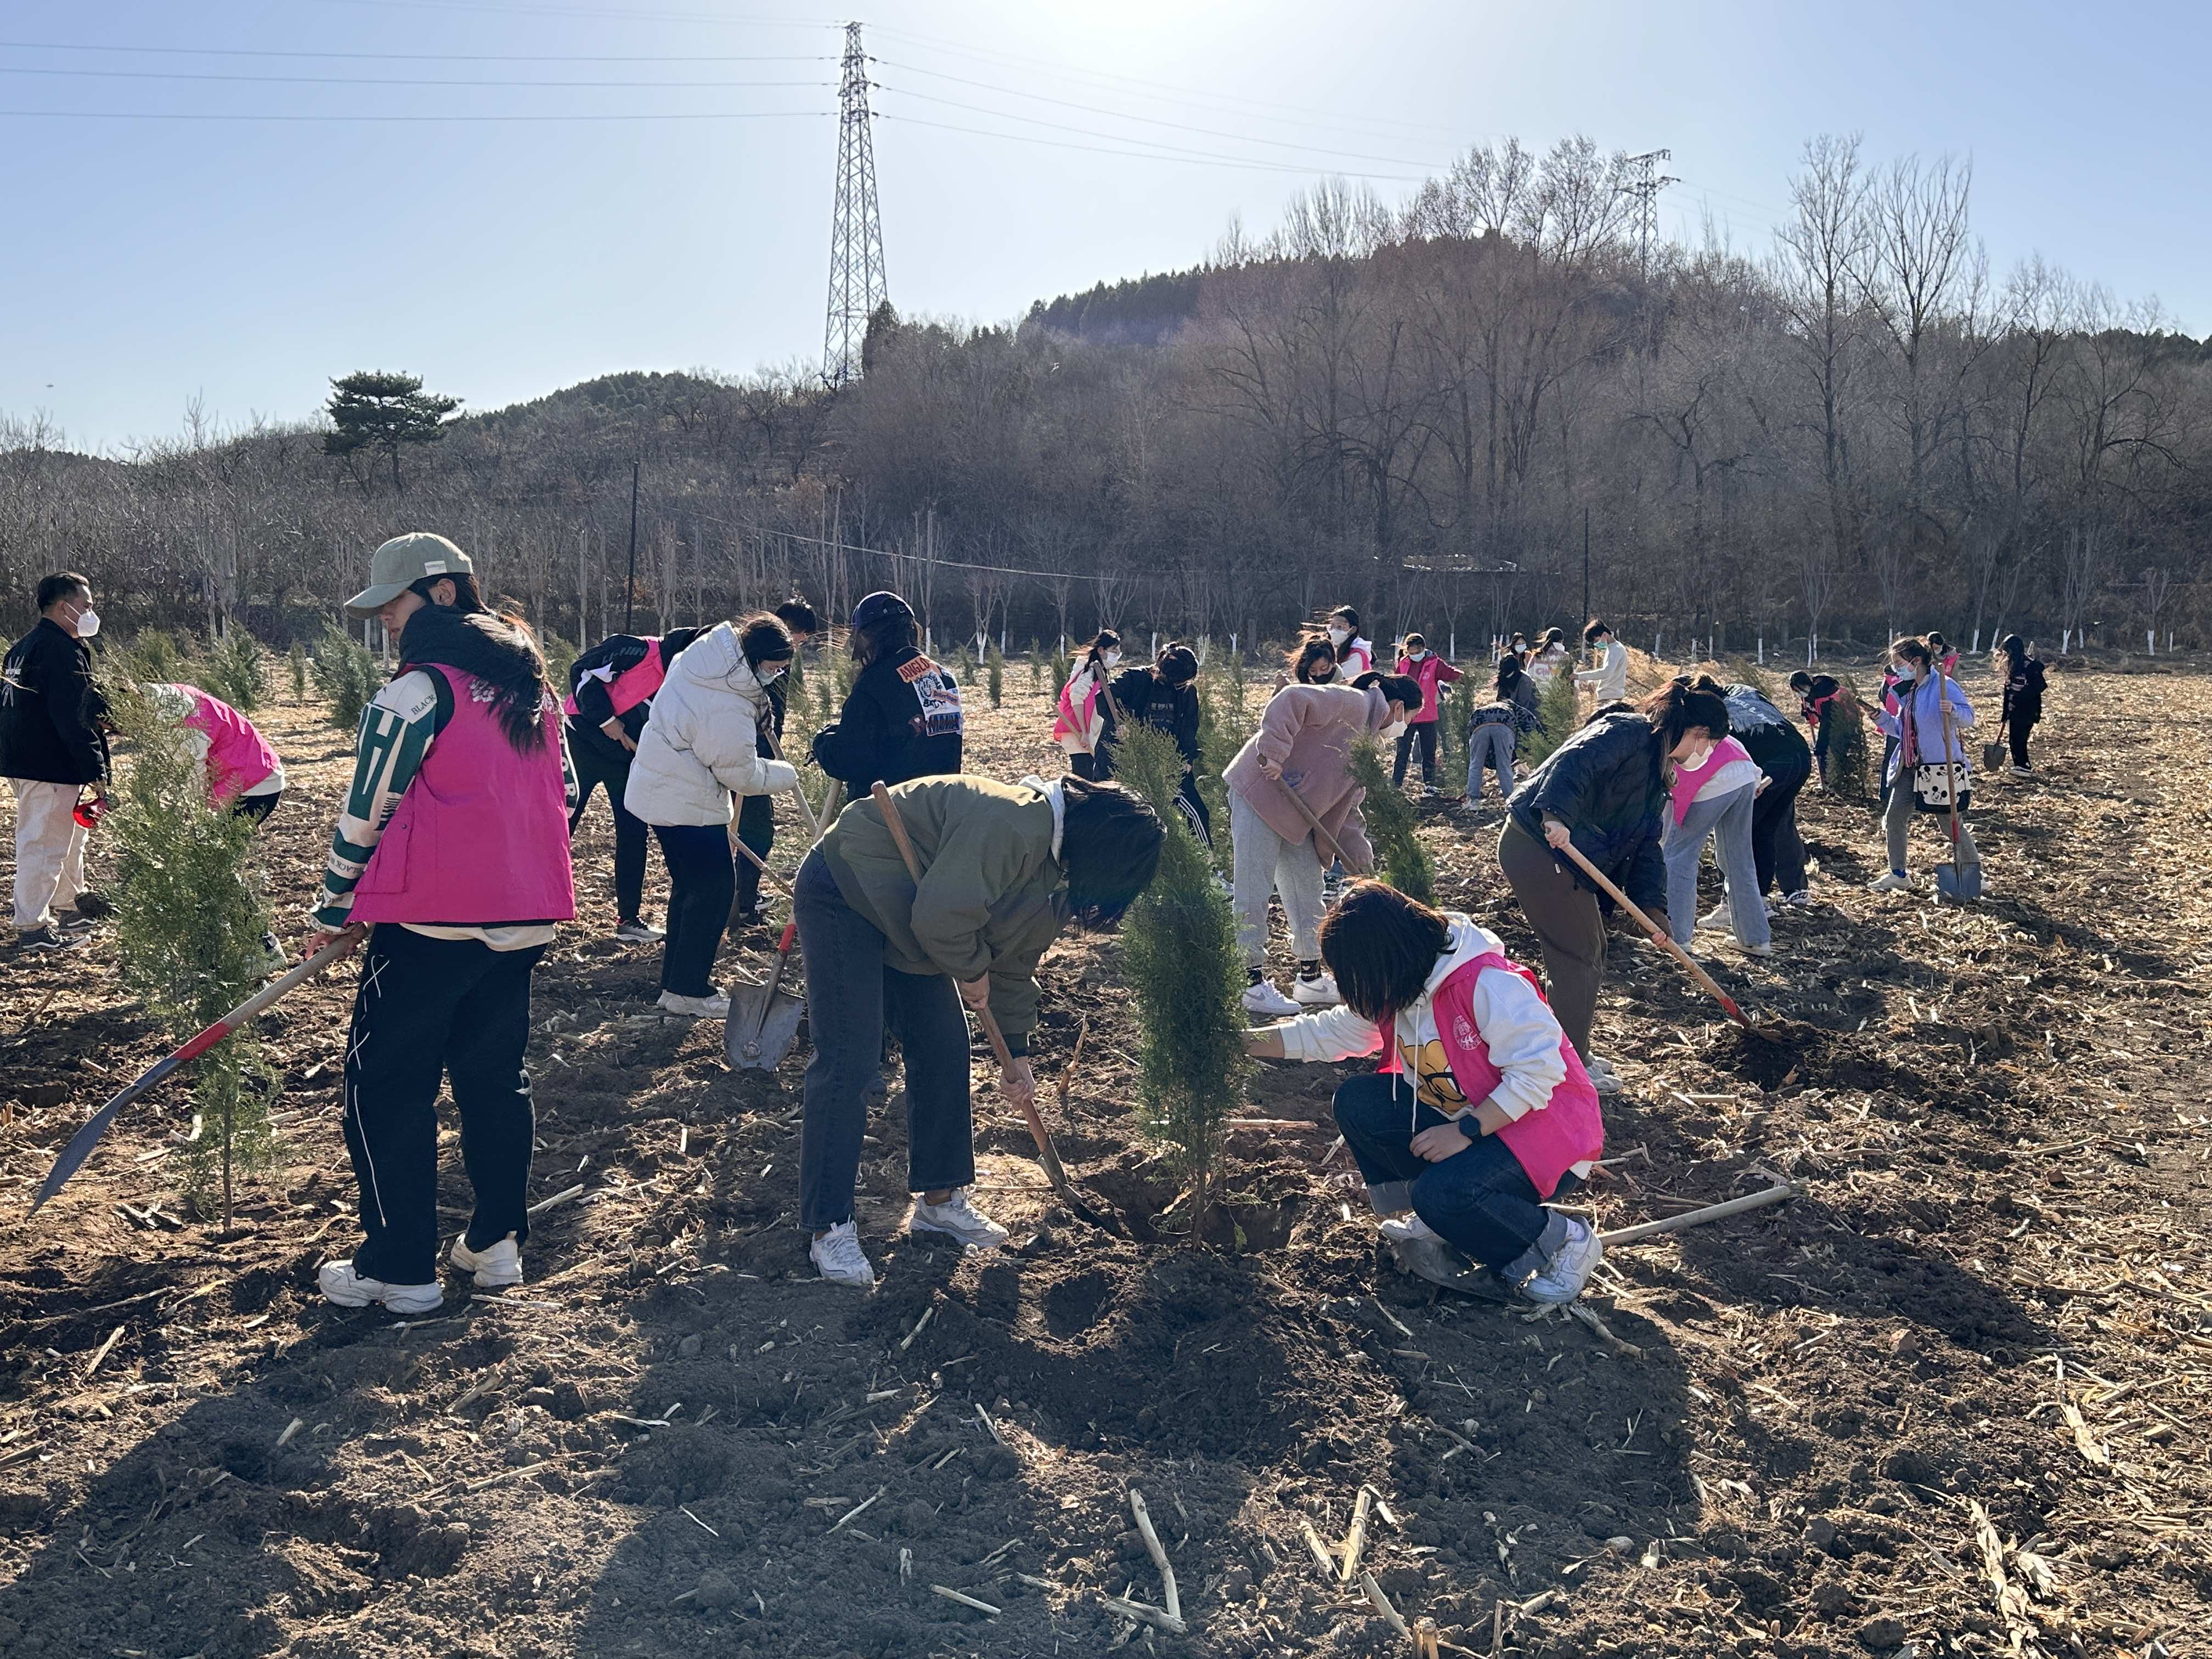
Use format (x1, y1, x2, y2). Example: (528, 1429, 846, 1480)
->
(1551, 837, 1752, 1030)
(1274, 776, 1369, 876)
(763, 723, 821, 840)
(727, 826, 794, 895)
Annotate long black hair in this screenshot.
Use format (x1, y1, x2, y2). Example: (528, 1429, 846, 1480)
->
(1057, 775, 1165, 932)
(1638, 673, 1731, 749)
(1289, 636, 1336, 684)
(735, 613, 795, 679)
(1081, 629, 1122, 673)
(1495, 652, 1526, 693)
(397, 572, 552, 753)
(2000, 633, 2029, 671)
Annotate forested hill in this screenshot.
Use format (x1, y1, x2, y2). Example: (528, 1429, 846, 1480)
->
(1025, 268, 1205, 346)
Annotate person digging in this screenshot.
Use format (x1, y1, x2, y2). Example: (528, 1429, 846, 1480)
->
(1246, 879, 1605, 1305)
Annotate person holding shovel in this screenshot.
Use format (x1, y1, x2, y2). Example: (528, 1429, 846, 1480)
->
(1223, 671, 1421, 1017)
(1656, 675, 1771, 958)
(794, 773, 1164, 1286)
(730, 597, 820, 928)
(1496, 678, 1691, 1093)
(307, 533, 577, 1315)
(624, 614, 799, 1018)
(1997, 634, 2046, 776)
(1869, 636, 1980, 895)
(811, 591, 964, 793)
(1247, 880, 1605, 1304)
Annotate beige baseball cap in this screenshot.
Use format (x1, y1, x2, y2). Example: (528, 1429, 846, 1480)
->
(343, 532, 473, 618)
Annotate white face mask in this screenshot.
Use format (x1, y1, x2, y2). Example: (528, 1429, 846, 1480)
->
(1101, 650, 1122, 669)
(73, 607, 100, 639)
(1383, 716, 1408, 742)
(1327, 626, 1350, 647)
(1679, 742, 1713, 770)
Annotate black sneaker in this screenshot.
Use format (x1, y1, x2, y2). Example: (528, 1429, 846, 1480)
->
(54, 912, 97, 933)
(14, 925, 78, 951)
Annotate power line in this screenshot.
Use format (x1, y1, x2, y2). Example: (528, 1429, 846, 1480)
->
(0, 105, 826, 123)
(872, 60, 1448, 171)
(0, 65, 831, 89)
(310, 0, 828, 24)
(876, 110, 1430, 183)
(0, 39, 828, 62)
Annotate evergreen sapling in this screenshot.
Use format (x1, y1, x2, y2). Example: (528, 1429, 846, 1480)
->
(987, 645, 1005, 708)
(287, 641, 309, 702)
(1112, 723, 1251, 1242)
(1346, 740, 1435, 903)
(108, 686, 278, 1233)
(204, 629, 266, 713)
(311, 622, 381, 730)
(1522, 669, 1583, 768)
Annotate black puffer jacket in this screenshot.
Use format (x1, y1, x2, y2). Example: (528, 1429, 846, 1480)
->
(811, 645, 964, 789)
(1506, 710, 1667, 914)
(0, 618, 109, 786)
(1725, 685, 1813, 786)
(1104, 667, 1200, 765)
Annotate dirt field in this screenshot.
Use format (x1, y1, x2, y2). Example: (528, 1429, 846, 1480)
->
(2, 652, 2208, 1659)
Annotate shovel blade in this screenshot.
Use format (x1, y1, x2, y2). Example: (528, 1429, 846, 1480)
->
(1935, 862, 1984, 901)
(724, 988, 805, 1071)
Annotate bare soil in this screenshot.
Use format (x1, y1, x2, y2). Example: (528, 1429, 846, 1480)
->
(2, 656, 2208, 1658)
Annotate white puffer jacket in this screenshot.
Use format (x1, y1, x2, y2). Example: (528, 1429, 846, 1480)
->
(623, 622, 798, 827)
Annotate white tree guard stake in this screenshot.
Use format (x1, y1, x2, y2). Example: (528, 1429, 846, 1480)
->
(32, 929, 363, 1213)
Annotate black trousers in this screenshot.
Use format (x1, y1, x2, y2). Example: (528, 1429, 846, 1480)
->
(1393, 722, 1439, 786)
(651, 823, 735, 997)
(568, 736, 649, 924)
(1173, 769, 1212, 848)
(2010, 719, 2035, 768)
(1750, 761, 1811, 896)
(732, 791, 774, 917)
(340, 926, 546, 1286)
(231, 791, 281, 827)
(1069, 749, 1107, 781)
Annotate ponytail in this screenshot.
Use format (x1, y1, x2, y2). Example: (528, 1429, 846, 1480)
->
(1638, 673, 1730, 747)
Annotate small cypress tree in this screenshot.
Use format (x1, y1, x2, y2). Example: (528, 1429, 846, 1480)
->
(1115, 724, 1251, 1242)
(1522, 670, 1583, 768)
(1026, 646, 1042, 690)
(203, 629, 266, 713)
(311, 623, 381, 729)
(287, 641, 309, 702)
(108, 687, 278, 1233)
(1826, 689, 1873, 800)
(1193, 667, 1249, 875)
(987, 645, 1005, 708)
(1443, 672, 1476, 777)
(1347, 740, 1435, 902)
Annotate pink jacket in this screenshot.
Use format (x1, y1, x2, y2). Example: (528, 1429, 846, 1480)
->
(1395, 652, 1462, 723)
(1222, 682, 1387, 869)
(351, 665, 576, 926)
(158, 684, 280, 805)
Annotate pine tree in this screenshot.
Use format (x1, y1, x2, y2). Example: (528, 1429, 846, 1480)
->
(1443, 672, 1476, 780)
(540, 633, 578, 706)
(107, 686, 277, 1233)
(287, 641, 308, 702)
(311, 623, 381, 729)
(203, 629, 266, 713)
(1113, 724, 1251, 1242)
(1826, 686, 1872, 800)
(1027, 646, 1042, 690)
(987, 645, 1005, 708)
(1346, 740, 1435, 902)
(321, 370, 461, 494)
(1522, 671, 1583, 768)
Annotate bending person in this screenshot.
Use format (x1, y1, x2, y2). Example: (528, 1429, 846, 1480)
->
(1656, 675, 1770, 957)
(1052, 629, 1122, 779)
(1104, 641, 1211, 845)
(1722, 682, 1814, 907)
(795, 774, 1164, 1286)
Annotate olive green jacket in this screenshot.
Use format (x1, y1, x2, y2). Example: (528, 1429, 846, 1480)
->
(817, 776, 1065, 1052)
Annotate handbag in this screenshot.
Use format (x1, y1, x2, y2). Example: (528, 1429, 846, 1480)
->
(1912, 761, 1968, 812)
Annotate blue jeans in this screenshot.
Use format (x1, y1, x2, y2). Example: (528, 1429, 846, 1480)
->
(1661, 783, 1768, 948)
(793, 851, 976, 1231)
(1331, 1073, 1567, 1278)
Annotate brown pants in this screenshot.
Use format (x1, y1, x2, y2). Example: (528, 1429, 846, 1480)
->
(1497, 820, 1606, 1064)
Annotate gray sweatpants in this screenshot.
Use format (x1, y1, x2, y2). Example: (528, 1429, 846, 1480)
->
(1883, 771, 1980, 872)
(1230, 790, 1325, 969)
(1466, 724, 1515, 800)
(1662, 783, 1768, 949)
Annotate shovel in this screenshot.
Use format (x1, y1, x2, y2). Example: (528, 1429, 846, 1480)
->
(1552, 840, 1785, 1042)
(870, 782, 1114, 1231)
(31, 928, 363, 1213)
(1274, 775, 1372, 876)
(726, 918, 806, 1069)
(1982, 719, 2008, 775)
(1933, 669, 1984, 901)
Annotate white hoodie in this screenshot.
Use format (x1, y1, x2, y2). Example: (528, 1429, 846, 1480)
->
(623, 621, 798, 826)
(1279, 915, 1572, 1136)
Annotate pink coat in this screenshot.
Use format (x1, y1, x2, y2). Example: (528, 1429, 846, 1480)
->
(1378, 951, 1602, 1198)
(351, 665, 576, 926)
(1395, 652, 1462, 723)
(159, 684, 280, 805)
(1222, 682, 1387, 869)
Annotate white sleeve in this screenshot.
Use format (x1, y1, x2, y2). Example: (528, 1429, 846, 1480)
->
(691, 687, 798, 800)
(1278, 1004, 1385, 1064)
(1464, 966, 1567, 1121)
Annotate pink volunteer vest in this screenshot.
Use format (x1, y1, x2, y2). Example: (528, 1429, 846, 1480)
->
(163, 684, 280, 805)
(1378, 951, 1604, 1199)
(351, 665, 577, 926)
(562, 640, 667, 719)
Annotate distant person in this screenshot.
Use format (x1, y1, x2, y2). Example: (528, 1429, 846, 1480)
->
(1509, 631, 1530, 666)
(308, 533, 575, 1316)
(625, 614, 799, 1018)
(1104, 641, 1211, 845)
(1325, 607, 1374, 680)
(1391, 632, 1462, 793)
(563, 625, 708, 941)
(1720, 682, 1814, 909)
(1926, 630, 1960, 677)
(1498, 650, 1543, 733)
(1870, 635, 1979, 894)
(1527, 628, 1571, 685)
(1466, 656, 1541, 802)
(0, 571, 112, 950)
(810, 591, 964, 793)
(1997, 634, 2046, 776)
(1052, 628, 1122, 780)
(1276, 635, 1338, 690)
(145, 681, 285, 823)
(1573, 619, 1628, 704)
(1787, 669, 1850, 787)
(732, 596, 820, 927)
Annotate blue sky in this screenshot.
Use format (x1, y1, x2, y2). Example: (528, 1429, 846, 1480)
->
(4, 0, 2207, 451)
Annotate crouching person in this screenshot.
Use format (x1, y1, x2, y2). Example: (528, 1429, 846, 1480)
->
(797, 773, 1165, 1286)
(1246, 881, 1604, 1305)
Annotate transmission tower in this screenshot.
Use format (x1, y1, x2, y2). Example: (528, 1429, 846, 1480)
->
(823, 20, 887, 387)
(1623, 149, 1678, 285)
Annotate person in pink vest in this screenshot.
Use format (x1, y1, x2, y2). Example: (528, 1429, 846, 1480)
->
(304, 533, 578, 1316)
(1051, 629, 1121, 779)
(148, 683, 285, 823)
(1391, 633, 1461, 793)
(1248, 880, 1605, 1304)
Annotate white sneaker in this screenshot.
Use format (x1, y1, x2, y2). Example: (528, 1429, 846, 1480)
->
(1242, 979, 1300, 1018)
(1517, 1218, 1602, 1306)
(1584, 1055, 1623, 1096)
(658, 988, 731, 1019)
(450, 1233, 523, 1289)
(2008, 765, 2032, 778)
(318, 1260, 442, 1314)
(1740, 941, 1775, 957)
(1696, 902, 1731, 932)
(1867, 871, 1913, 893)
(1784, 889, 1813, 907)
(1291, 972, 1341, 1007)
(614, 918, 665, 943)
(810, 1221, 877, 1288)
(908, 1188, 1011, 1250)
